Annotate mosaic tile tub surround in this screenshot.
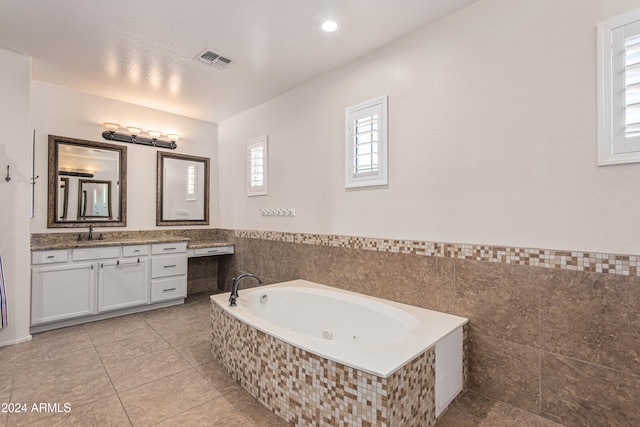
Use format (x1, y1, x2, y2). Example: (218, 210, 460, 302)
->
(211, 303, 436, 426)
(210, 283, 469, 427)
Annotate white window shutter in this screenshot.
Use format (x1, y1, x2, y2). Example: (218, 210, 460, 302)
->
(345, 96, 388, 187)
(598, 9, 640, 165)
(247, 135, 268, 196)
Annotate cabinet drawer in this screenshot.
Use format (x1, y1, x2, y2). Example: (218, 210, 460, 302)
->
(151, 242, 187, 255)
(151, 255, 187, 278)
(194, 246, 234, 256)
(123, 245, 149, 257)
(151, 276, 187, 302)
(32, 249, 68, 265)
(72, 246, 119, 261)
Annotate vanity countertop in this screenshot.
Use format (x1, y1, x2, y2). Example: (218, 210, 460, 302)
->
(186, 241, 234, 250)
(31, 238, 236, 251)
(32, 236, 191, 251)
(31, 229, 234, 252)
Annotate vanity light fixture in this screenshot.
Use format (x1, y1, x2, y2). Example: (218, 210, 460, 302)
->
(59, 167, 95, 178)
(101, 122, 178, 149)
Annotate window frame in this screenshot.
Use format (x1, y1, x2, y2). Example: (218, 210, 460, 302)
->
(597, 8, 640, 166)
(247, 135, 268, 197)
(345, 95, 388, 188)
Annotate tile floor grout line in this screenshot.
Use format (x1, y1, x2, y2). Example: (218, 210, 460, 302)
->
(90, 331, 135, 427)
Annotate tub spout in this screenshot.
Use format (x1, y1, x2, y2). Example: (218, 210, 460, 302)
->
(229, 273, 263, 307)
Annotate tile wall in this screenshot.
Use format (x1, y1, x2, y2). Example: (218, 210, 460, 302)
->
(215, 228, 640, 427)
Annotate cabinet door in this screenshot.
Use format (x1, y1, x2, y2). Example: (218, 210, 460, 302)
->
(31, 263, 96, 325)
(98, 258, 149, 312)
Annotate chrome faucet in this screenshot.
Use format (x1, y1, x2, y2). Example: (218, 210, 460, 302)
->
(229, 273, 263, 307)
(88, 224, 94, 241)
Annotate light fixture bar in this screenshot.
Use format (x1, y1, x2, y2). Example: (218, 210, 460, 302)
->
(101, 122, 178, 149)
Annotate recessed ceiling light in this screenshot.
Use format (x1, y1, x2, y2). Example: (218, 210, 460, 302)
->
(322, 20, 338, 32)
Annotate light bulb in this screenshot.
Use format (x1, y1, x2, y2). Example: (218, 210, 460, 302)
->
(103, 122, 120, 132)
(321, 20, 338, 32)
(127, 127, 142, 136)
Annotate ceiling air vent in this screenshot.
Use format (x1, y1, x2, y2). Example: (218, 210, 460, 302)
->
(195, 48, 232, 70)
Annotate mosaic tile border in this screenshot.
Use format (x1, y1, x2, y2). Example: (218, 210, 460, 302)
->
(211, 300, 441, 426)
(233, 229, 639, 277)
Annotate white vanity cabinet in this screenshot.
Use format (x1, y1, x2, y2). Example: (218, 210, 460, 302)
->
(30, 241, 188, 332)
(150, 242, 188, 302)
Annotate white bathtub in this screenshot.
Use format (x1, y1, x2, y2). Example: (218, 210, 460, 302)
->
(211, 279, 468, 420)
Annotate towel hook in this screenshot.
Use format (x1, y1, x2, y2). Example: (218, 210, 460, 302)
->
(4, 165, 10, 182)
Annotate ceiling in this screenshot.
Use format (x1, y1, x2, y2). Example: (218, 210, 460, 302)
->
(0, 0, 478, 123)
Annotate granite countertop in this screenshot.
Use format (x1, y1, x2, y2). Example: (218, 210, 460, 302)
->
(31, 236, 192, 251)
(31, 229, 234, 251)
(186, 241, 234, 249)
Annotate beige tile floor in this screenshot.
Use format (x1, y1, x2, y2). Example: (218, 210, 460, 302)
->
(0, 294, 289, 427)
(437, 390, 564, 427)
(0, 293, 563, 427)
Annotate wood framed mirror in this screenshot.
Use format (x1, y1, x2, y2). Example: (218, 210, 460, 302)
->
(157, 152, 209, 226)
(48, 135, 126, 228)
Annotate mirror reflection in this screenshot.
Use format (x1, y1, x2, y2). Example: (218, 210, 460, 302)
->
(57, 177, 69, 220)
(157, 152, 209, 226)
(78, 180, 112, 219)
(48, 135, 127, 228)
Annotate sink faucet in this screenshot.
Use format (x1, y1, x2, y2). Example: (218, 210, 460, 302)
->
(88, 224, 94, 241)
(229, 273, 263, 307)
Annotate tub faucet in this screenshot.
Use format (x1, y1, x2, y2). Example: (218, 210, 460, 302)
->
(229, 273, 263, 307)
(88, 224, 94, 241)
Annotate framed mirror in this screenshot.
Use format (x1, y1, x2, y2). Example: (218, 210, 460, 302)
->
(48, 135, 126, 228)
(157, 152, 209, 226)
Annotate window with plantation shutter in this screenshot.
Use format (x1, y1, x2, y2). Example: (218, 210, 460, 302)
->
(186, 164, 196, 201)
(247, 135, 268, 196)
(345, 96, 388, 187)
(598, 9, 640, 165)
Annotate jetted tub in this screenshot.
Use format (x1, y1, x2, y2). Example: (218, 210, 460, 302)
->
(211, 279, 468, 426)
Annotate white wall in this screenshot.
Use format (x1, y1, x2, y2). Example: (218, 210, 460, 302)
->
(30, 82, 219, 233)
(0, 49, 32, 346)
(218, 0, 640, 255)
